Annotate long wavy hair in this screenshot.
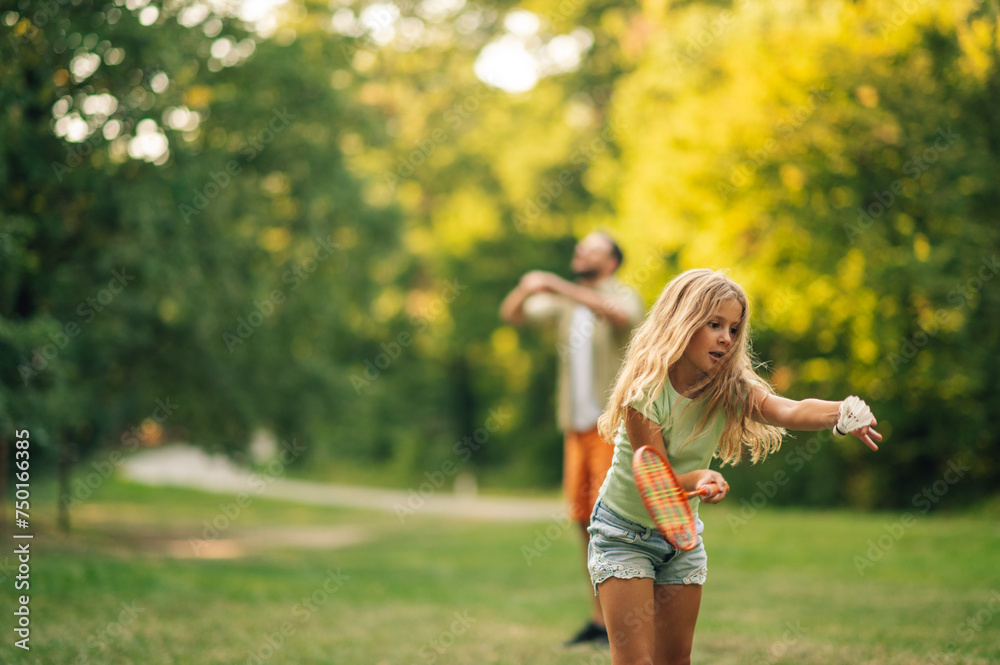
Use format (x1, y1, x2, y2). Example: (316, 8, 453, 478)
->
(598, 269, 785, 465)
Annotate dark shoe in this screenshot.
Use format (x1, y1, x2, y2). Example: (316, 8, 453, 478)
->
(564, 621, 609, 646)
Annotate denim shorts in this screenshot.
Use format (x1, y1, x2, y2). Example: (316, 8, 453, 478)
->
(587, 500, 708, 593)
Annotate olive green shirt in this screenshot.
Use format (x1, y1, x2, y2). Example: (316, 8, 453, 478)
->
(597, 380, 727, 528)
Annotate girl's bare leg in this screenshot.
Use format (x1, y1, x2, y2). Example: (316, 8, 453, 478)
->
(598, 576, 655, 665)
(652, 584, 701, 665)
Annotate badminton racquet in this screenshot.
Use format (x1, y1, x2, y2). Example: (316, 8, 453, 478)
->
(632, 446, 726, 551)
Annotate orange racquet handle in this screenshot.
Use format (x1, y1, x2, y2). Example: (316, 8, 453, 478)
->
(687, 482, 730, 499)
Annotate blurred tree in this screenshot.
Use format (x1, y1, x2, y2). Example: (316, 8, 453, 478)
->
(3, 0, 997, 512)
(0, 0, 402, 524)
(608, 0, 1000, 507)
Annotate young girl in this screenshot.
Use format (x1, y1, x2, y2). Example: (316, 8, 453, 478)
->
(588, 269, 881, 665)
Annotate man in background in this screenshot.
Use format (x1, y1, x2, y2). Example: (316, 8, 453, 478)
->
(500, 232, 644, 646)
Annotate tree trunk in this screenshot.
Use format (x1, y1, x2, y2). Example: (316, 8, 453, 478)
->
(57, 438, 74, 533)
(0, 436, 7, 537)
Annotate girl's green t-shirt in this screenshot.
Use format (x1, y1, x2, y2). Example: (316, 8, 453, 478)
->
(596, 379, 727, 528)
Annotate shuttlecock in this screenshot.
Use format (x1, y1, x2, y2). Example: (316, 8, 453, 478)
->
(834, 395, 872, 437)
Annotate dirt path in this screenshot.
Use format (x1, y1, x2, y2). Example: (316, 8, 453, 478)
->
(120, 444, 565, 523)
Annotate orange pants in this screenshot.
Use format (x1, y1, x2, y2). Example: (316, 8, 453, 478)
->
(564, 427, 615, 524)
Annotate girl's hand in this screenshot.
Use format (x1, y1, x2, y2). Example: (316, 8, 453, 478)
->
(679, 469, 729, 504)
(850, 415, 883, 451)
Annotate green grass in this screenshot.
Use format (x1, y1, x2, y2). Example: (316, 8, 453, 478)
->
(1, 476, 998, 664)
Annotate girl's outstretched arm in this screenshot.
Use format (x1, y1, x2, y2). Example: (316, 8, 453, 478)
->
(750, 388, 883, 451)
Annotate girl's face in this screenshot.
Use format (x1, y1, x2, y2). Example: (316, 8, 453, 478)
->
(673, 299, 743, 387)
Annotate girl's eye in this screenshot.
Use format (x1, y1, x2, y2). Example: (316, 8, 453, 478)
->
(730, 328, 738, 335)
(708, 322, 719, 328)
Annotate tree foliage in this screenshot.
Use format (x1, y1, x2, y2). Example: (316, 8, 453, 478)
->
(2, 0, 997, 510)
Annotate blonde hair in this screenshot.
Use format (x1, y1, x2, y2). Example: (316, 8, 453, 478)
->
(598, 269, 785, 465)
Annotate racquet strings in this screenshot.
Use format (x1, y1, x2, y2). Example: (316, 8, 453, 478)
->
(633, 447, 699, 551)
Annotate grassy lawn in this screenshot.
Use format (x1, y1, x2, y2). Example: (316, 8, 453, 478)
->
(1, 476, 998, 664)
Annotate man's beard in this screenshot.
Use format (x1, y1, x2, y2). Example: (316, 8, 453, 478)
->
(572, 268, 601, 281)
